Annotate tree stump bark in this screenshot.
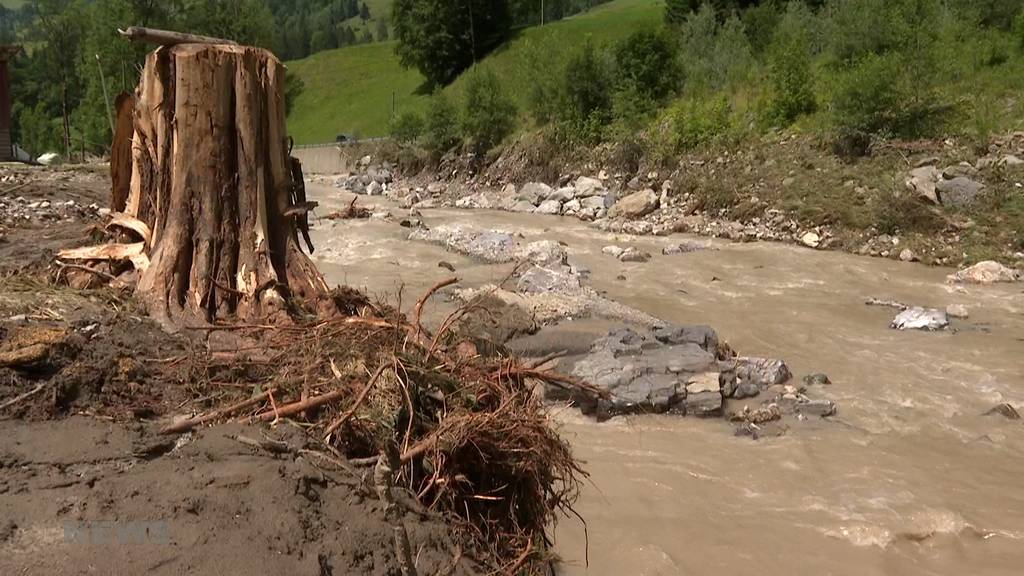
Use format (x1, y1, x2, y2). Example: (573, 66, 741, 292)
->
(123, 44, 327, 328)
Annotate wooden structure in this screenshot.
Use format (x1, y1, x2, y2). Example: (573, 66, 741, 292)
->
(0, 45, 21, 162)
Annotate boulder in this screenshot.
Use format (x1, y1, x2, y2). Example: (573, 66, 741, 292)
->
(663, 241, 711, 255)
(794, 398, 837, 418)
(366, 180, 383, 196)
(562, 198, 582, 215)
(608, 189, 659, 219)
(652, 323, 719, 353)
(947, 261, 1020, 284)
(905, 166, 941, 204)
(575, 176, 604, 197)
(890, 306, 948, 331)
(899, 248, 916, 262)
(547, 186, 576, 203)
(936, 176, 985, 208)
(802, 373, 832, 386)
(730, 357, 791, 398)
(601, 245, 625, 258)
(579, 196, 607, 219)
(568, 327, 726, 417)
(535, 199, 563, 215)
(511, 200, 537, 213)
(618, 247, 651, 262)
(426, 182, 445, 194)
(518, 182, 552, 205)
(983, 402, 1020, 420)
(800, 231, 821, 248)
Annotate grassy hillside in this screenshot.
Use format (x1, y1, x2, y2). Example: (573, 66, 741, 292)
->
(287, 0, 663, 143)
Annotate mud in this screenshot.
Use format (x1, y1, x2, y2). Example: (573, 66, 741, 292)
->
(0, 418, 475, 575)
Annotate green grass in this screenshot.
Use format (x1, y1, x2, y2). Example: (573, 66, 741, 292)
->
(286, 0, 664, 143)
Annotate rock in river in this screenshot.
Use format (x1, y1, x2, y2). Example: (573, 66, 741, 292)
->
(891, 306, 948, 331)
(947, 261, 1021, 284)
(567, 326, 730, 418)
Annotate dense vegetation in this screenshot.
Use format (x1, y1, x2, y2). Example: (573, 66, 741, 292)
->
(506, 0, 1024, 157)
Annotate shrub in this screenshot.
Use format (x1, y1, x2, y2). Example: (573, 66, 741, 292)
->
(1014, 9, 1024, 50)
(389, 110, 424, 144)
(614, 30, 680, 103)
(676, 7, 755, 92)
(741, 0, 781, 54)
(563, 41, 612, 123)
(461, 69, 517, 153)
(672, 95, 734, 150)
(424, 92, 461, 154)
(765, 7, 816, 125)
(829, 52, 946, 156)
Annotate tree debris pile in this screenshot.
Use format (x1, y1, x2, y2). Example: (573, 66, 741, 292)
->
(165, 287, 597, 573)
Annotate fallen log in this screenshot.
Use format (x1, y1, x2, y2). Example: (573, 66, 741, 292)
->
(118, 26, 236, 46)
(159, 388, 278, 434)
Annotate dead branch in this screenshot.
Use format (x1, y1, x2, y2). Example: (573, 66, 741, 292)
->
(118, 26, 236, 46)
(159, 388, 277, 434)
(0, 382, 51, 411)
(413, 276, 458, 338)
(322, 364, 389, 439)
(250, 389, 348, 422)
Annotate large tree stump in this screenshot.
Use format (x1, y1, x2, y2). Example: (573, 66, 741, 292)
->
(123, 44, 327, 328)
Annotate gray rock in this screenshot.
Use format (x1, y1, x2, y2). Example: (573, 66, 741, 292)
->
(795, 398, 837, 418)
(984, 402, 1020, 420)
(652, 324, 719, 353)
(467, 231, 517, 262)
(899, 248, 916, 262)
(608, 189, 659, 219)
(575, 176, 604, 197)
(936, 176, 985, 208)
(562, 198, 582, 215)
(535, 199, 563, 215)
(735, 357, 792, 390)
(999, 154, 1024, 167)
(802, 373, 832, 386)
(518, 182, 551, 205)
(662, 241, 710, 255)
(602, 245, 625, 258)
(366, 180, 383, 196)
(513, 240, 567, 267)
(891, 306, 948, 331)
(905, 166, 941, 204)
(947, 261, 1020, 284)
(516, 266, 581, 294)
(733, 381, 761, 399)
(618, 247, 651, 262)
(579, 196, 607, 218)
(547, 187, 576, 203)
(426, 182, 445, 194)
(684, 372, 723, 416)
(511, 200, 538, 213)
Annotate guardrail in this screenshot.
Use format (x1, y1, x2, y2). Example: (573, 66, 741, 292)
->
(292, 137, 389, 150)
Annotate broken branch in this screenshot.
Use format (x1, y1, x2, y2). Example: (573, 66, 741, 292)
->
(159, 388, 277, 434)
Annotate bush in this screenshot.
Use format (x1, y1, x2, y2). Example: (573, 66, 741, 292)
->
(555, 41, 612, 145)
(765, 5, 816, 125)
(676, 6, 755, 92)
(829, 52, 946, 155)
(389, 110, 424, 144)
(1014, 10, 1024, 50)
(614, 30, 680, 103)
(424, 92, 461, 154)
(672, 95, 734, 150)
(461, 69, 517, 153)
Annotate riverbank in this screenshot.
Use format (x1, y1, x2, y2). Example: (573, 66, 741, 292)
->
(318, 131, 1024, 269)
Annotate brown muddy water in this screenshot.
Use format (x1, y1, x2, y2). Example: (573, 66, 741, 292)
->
(307, 183, 1024, 576)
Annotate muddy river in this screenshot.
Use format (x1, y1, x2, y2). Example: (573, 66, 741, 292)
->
(307, 183, 1024, 576)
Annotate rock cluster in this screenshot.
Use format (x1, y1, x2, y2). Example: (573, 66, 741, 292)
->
(947, 260, 1021, 284)
(335, 155, 394, 196)
(0, 196, 103, 227)
(458, 177, 615, 220)
(565, 326, 836, 427)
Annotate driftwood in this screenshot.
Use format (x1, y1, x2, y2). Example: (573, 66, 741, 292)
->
(110, 92, 135, 213)
(118, 26, 236, 46)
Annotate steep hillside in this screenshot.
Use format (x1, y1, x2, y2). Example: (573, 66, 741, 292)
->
(286, 0, 663, 143)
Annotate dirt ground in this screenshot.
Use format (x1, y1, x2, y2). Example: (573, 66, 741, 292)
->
(0, 165, 480, 575)
(0, 418, 475, 575)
